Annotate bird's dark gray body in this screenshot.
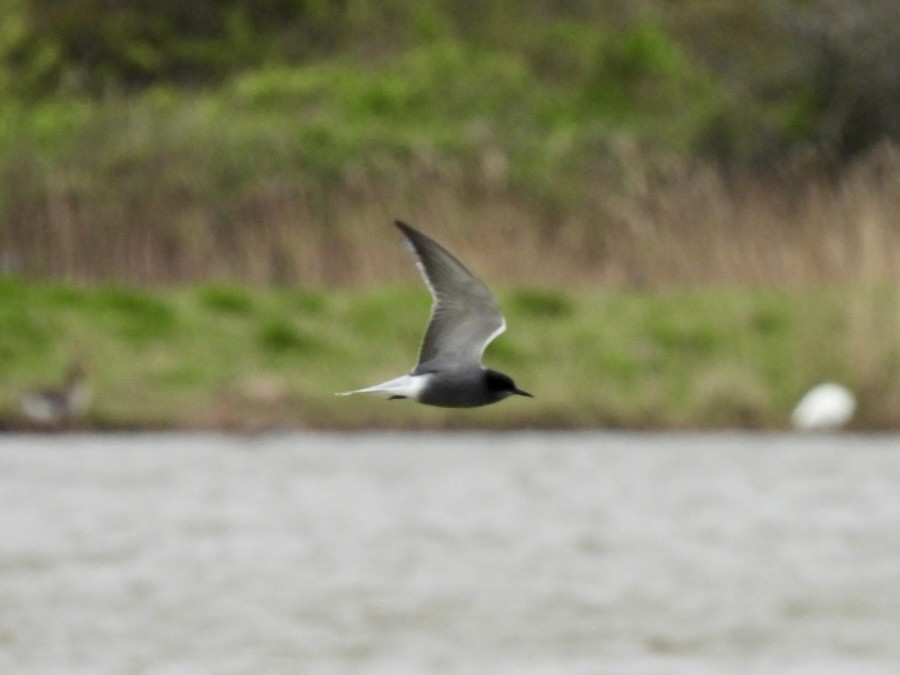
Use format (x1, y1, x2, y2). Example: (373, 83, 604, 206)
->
(338, 221, 532, 408)
(410, 365, 526, 408)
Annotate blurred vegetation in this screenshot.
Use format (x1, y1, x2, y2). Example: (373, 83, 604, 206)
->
(3, 0, 900, 286)
(4, 280, 900, 431)
(7, 2, 900, 430)
(4, 0, 900, 160)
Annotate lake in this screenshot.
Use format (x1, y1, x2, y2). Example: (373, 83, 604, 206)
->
(1, 432, 899, 674)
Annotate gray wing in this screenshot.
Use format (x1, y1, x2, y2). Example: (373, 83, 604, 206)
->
(395, 221, 506, 370)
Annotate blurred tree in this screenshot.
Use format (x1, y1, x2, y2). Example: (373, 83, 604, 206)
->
(3, 0, 344, 95)
(0, 0, 658, 97)
(3, 0, 900, 165)
(778, 0, 900, 157)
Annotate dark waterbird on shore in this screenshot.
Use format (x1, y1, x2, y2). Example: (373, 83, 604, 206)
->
(338, 221, 533, 408)
(20, 362, 91, 428)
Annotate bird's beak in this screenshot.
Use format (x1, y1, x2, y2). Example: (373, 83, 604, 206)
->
(513, 387, 534, 398)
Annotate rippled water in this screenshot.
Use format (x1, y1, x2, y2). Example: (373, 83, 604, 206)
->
(2, 432, 899, 674)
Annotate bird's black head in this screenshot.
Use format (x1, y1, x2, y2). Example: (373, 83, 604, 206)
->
(484, 369, 533, 401)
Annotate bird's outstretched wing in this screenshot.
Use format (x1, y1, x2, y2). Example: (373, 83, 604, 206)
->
(395, 221, 506, 370)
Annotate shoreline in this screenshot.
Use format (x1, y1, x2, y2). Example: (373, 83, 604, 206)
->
(3, 280, 897, 432)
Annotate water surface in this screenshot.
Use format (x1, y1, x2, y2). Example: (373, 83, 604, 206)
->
(2, 432, 899, 674)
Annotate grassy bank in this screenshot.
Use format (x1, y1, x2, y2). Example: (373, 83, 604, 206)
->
(3, 279, 899, 431)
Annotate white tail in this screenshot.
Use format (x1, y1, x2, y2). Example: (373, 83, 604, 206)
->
(337, 374, 429, 400)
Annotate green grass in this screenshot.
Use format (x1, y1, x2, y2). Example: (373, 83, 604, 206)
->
(2, 279, 898, 431)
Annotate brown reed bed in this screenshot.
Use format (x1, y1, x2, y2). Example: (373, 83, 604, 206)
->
(3, 142, 900, 288)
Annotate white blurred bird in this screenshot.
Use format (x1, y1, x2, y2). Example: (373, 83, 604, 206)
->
(20, 363, 91, 428)
(791, 383, 855, 431)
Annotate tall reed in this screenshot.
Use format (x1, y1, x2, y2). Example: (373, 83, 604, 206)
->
(3, 142, 900, 288)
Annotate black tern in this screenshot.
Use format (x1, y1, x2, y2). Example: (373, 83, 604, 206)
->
(338, 221, 533, 407)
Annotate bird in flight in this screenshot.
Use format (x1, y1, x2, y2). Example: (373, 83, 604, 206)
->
(338, 221, 532, 407)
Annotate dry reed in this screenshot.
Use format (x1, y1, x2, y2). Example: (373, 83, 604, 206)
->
(4, 143, 900, 288)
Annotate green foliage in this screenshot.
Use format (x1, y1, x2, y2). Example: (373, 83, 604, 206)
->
(198, 284, 256, 315)
(1, 282, 898, 430)
(91, 288, 178, 339)
(273, 289, 327, 315)
(258, 317, 315, 354)
(776, 0, 900, 157)
(0, 280, 52, 363)
(1, 0, 336, 96)
(1, 0, 898, 162)
(0, 31, 734, 260)
(508, 289, 574, 318)
(649, 312, 719, 356)
(1, 0, 899, 294)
